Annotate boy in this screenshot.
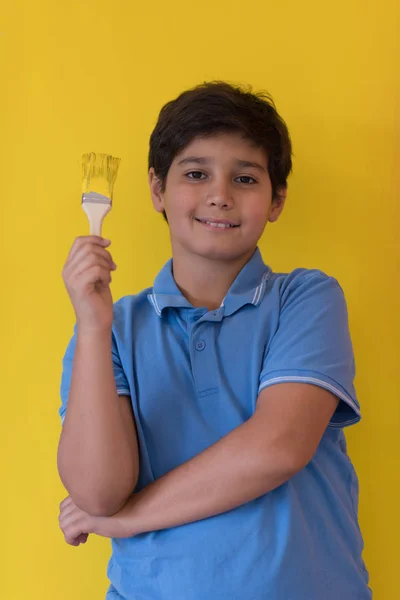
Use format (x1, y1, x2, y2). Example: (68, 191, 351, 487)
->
(58, 81, 371, 599)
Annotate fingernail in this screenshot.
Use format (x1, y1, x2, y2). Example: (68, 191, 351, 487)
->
(111, 262, 117, 270)
(102, 238, 111, 245)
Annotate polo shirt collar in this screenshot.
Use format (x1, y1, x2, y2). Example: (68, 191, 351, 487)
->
(148, 247, 272, 317)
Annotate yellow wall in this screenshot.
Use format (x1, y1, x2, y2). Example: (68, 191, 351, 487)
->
(1, 1, 399, 597)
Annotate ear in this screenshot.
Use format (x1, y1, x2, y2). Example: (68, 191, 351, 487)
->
(268, 185, 288, 223)
(148, 168, 165, 214)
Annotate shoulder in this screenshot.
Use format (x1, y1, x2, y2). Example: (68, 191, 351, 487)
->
(112, 287, 154, 333)
(113, 287, 153, 313)
(271, 266, 340, 289)
(269, 267, 344, 306)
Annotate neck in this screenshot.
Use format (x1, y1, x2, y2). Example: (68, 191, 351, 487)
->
(171, 246, 256, 311)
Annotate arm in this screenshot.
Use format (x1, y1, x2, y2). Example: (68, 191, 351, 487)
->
(57, 236, 139, 516)
(58, 331, 138, 516)
(60, 383, 338, 540)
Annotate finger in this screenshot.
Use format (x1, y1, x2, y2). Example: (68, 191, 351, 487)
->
(71, 265, 113, 291)
(59, 505, 81, 529)
(71, 244, 114, 266)
(59, 496, 73, 512)
(77, 533, 89, 544)
(67, 236, 109, 264)
(65, 533, 88, 547)
(64, 253, 116, 286)
(67, 236, 111, 263)
(62, 520, 85, 543)
(65, 534, 81, 546)
(66, 245, 115, 274)
(62, 244, 117, 288)
(60, 512, 92, 543)
(60, 507, 92, 535)
(59, 502, 77, 523)
(72, 255, 116, 280)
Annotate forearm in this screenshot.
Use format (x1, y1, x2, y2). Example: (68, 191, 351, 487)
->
(62, 386, 335, 541)
(110, 415, 300, 536)
(58, 329, 138, 515)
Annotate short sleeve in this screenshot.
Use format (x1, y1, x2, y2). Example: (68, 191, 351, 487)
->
(59, 325, 131, 424)
(259, 270, 361, 427)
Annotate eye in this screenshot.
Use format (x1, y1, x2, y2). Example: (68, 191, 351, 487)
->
(235, 175, 257, 184)
(186, 171, 207, 180)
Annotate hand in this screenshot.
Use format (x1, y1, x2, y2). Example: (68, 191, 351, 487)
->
(62, 236, 117, 333)
(59, 496, 94, 546)
(59, 496, 134, 544)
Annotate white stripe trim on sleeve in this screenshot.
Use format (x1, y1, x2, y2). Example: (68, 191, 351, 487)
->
(258, 375, 361, 419)
(117, 388, 131, 396)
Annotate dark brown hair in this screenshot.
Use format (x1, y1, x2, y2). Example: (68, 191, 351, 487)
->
(148, 81, 293, 219)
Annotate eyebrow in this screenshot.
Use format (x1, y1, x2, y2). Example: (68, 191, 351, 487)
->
(177, 156, 266, 172)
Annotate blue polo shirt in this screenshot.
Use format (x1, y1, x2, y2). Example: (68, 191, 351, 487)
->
(60, 248, 371, 599)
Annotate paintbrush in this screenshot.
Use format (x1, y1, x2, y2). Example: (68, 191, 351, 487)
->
(81, 152, 121, 236)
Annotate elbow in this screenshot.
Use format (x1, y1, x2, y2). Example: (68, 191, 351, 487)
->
(92, 477, 138, 516)
(58, 459, 138, 517)
(73, 494, 127, 517)
(68, 480, 137, 517)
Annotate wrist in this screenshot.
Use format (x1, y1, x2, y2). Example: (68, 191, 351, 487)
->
(116, 496, 143, 538)
(91, 514, 139, 539)
(91, 515, 113, 538)
(76, 325, 113, 342)
(89, 498, 142, 539)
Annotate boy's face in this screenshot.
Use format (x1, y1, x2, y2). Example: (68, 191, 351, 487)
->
(149, 132, 287, 262)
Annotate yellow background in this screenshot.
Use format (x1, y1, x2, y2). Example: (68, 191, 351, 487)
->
(1, 0, 399, 597)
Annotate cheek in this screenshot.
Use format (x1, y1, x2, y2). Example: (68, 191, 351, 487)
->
(246, 203, 271, 228)
(165, 189, 196, 217)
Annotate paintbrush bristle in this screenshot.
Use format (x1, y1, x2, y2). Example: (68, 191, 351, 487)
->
(81, 152, 121, 199)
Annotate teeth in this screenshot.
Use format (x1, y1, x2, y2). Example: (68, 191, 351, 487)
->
(195, 217, 238, 228)
(204, 220, 234, 228)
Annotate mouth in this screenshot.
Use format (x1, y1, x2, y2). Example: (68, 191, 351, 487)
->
(194, 217, 240, 230)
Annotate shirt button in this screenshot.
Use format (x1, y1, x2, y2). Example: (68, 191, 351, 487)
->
(195, 340, 206, 351)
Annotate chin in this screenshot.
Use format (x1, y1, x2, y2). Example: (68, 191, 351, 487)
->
(189, 241, 255, 263)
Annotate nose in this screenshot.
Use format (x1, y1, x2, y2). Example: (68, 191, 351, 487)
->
(205, 179, 233, 209)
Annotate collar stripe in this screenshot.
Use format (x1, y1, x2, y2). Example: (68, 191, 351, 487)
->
(252, 270, 271, 305)
(149, 294, 161, 316)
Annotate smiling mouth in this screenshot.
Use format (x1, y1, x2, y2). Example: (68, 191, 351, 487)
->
(194, 217, 240, 229)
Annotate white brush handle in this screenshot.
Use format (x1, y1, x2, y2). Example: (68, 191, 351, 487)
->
(82, 202, 111, 236)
